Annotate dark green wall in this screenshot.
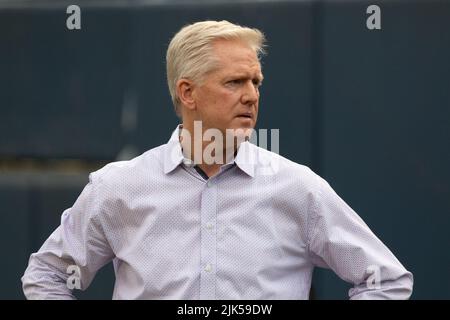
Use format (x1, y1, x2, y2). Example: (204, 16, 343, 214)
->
(0, 0, 448, 299)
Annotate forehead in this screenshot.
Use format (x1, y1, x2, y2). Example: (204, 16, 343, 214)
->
(211, 39, 262, 76)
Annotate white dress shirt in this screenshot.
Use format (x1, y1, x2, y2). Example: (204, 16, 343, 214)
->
(22, 126, 413, 299)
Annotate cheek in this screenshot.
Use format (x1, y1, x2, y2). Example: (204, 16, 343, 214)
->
(198, 87, 241, 119)
(214, 89, 238, 110)
(203, 87, 229, 105)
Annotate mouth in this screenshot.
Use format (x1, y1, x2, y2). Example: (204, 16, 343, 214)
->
(236, 113, 253, 119)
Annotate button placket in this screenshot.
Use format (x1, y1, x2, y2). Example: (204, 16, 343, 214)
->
(199, 179, 217, 299)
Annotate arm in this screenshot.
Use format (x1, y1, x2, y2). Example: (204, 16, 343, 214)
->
(21, 173, 114, 299)
(307, 175, 413, 299)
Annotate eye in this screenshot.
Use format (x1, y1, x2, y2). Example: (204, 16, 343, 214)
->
(252, 79, 262, 88)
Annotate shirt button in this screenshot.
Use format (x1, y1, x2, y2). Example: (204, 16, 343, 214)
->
(204, 264, 212, 272)
(206, 223, 214, 230)
(206, 180, 213, 188)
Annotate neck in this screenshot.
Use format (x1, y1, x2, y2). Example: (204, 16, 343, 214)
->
(179, 123, 245, 177)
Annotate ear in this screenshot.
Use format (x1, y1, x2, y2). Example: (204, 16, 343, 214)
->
(176, 78, 196, 111)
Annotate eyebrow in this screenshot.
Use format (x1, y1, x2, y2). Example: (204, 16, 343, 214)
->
(225, 73, 264, 82)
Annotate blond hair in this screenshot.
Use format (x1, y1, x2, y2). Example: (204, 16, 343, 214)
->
(166, 20, 266, 117)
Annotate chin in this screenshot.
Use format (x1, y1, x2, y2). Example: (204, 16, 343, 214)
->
(226, 126, 254, 140)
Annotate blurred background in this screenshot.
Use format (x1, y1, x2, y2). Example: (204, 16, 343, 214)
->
(0, 0, 449, 299)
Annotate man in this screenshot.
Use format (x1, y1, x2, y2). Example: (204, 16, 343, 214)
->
(22, 20, 413, 299)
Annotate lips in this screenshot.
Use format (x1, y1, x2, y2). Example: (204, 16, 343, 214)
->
(236, 113, 253, 119)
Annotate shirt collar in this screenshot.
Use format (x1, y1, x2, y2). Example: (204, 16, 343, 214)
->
(234, 139, 255, 177)
(163, 125, 184, 174)
(163, 125, 255, 177)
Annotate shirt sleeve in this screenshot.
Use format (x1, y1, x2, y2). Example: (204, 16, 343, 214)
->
(21, 173, 114, 299)
(307, 175, 413, 299)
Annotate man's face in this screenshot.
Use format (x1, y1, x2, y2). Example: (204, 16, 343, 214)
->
(191, 39, 263, 136)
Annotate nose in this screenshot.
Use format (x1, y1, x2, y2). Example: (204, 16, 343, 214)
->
(241, 80, 259, 106)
